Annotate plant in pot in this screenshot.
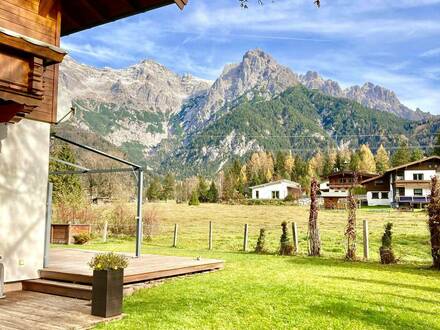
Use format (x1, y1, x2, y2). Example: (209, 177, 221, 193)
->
(88, 252, 129, 317)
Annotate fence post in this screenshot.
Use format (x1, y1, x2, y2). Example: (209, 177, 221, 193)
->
(102, 221, 108, 243)
(292, 222, 299, 254)
(363, 220, 369, 260)
(208, 221, 213, 250)
(173, 224, 178, 248)
(243, 224, 249, 252)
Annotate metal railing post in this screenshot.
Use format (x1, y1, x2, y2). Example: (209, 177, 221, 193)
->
(135, 169, 144, 257)
(0, 256, 5, 299)
(43, 182, 53, 268)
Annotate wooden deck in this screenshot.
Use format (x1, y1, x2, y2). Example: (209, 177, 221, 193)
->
(0, 291, 122, 330)
(42, 249, 224, 284)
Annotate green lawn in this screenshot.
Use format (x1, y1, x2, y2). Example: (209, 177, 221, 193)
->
(66, 203, 439, 329)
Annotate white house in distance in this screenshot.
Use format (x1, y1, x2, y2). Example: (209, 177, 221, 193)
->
(362, 156, 440, 207)
(250, 179, 302, 200)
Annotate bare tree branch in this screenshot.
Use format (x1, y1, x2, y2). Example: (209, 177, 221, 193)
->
(239, 0, 320, 8)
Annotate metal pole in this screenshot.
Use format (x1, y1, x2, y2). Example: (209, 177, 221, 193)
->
(208, 221, 213, 250)
(292, 222, 299, 255)
(173, 224, 178, 247)
(0, 256, 5, 299)
(43, 182, 53, 268)
(363, 220, 369, 260)
(243, 224, 249, 251)
(135, 169, 144, 257)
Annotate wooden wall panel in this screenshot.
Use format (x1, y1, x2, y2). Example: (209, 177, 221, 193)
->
(0, 0, 61, 123)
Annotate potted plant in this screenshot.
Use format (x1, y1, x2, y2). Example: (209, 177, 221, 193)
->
(88, 252, 129, 317)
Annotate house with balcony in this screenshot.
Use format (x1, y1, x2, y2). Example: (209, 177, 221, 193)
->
(361, 156, 440, 207)
(320, 171, 377, 209)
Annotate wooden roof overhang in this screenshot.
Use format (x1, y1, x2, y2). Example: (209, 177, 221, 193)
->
(0, 0, 187, 124)
(361, 156, 440, 185)
(0, 27, 67, 123)
(60, 0, 188, 36)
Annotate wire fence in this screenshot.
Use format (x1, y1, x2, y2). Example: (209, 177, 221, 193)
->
(72, 210, 432, 264)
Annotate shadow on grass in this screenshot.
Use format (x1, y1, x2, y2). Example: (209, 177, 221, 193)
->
(323, 275, 440, 294)
(308, 300, 436, 330)
(284, 255, 438, 277)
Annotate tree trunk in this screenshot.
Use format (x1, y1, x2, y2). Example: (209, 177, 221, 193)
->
(345, 192, 357, 260)
(308, 177, 321, 256)
(428, 176, 440, 270)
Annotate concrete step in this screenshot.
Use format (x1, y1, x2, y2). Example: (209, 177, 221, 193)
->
(22, 279, 92, 300)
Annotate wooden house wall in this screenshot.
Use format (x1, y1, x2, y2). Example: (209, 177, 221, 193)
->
(0, 0, 61, 123)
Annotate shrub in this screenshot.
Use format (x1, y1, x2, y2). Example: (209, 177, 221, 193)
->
(73, 233, 91, 245)
(255, 228, 267, 253)
(379, 222, 396, 264)
(144, 208, 160, 241)
(106, 204, 136, 236)
(279, 221, 294, 256)
(88, 252, 129, 271)
(188, 190, 200, 206)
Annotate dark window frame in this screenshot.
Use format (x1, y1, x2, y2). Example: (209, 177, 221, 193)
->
(414, 188, 423, 197)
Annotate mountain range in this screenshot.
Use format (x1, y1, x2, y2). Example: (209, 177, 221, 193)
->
(57, 49, 438, 176)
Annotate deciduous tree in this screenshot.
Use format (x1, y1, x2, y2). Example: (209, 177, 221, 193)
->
(358, 144, 376, 173)
(375, 144, 390, 174)
(428, 176, 440, 269)
(308, 177, 321, 256)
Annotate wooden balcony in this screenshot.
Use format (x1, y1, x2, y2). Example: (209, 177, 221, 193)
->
(395, 180, 431, 188)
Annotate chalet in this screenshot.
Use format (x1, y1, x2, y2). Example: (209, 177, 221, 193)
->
(250, 179, 302, 200)
(320, 171, 377, 209)
(0, 0, 188, 285)
(362, 156, 440, 207)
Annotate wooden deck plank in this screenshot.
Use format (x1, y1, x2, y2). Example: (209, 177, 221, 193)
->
(41, 249, 224, 284)
(0, 291, 122, 330)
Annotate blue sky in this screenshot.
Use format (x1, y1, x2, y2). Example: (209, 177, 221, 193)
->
(61, 0, 440, 114)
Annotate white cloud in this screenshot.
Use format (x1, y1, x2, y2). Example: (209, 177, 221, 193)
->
(421, 47, 440, 57)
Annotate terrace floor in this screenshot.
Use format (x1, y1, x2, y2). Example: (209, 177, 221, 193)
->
(0, 290, 122, 330)
(42, 249, 224, 284)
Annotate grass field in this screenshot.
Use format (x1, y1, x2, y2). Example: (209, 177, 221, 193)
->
(68, 203, 440, 329)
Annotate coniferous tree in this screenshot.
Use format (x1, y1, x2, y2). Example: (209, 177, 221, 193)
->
(197, 176, 209, 203)
(255, 228, 267, 254)
(375, 144, 390, 174)
(433, 131, 440, 156)
(146, 176, 162, 201)
(188, 189, 200, 206)
(410, 148, 424, 162)
(358, 144, 376, 173)
(206, 181, 219, 203)
(161, 173, 175, 201)
(379, 222, 396, 264)
(49, 143, 84, 205)
(391, 140, 411, 166)
(279, 222, 293, 255)
(349, 152, 361, 171)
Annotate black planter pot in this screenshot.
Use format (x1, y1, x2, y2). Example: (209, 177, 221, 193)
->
(91, 269, 124, 318)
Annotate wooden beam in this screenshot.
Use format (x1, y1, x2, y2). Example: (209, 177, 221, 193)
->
(174, 0, 186, 10)
(0, 33, 66, 66)
(75, 0, 106, 22)
(39, 0, 57, 17)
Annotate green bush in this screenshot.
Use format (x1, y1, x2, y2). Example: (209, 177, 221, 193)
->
(379, 222, 396, 264)
(279, 221, 294, 256)
(73, 233, 91, 245)
(88, 252, 129, 271)
(255, 228, 267, 253)
(188, 190, 200, 206)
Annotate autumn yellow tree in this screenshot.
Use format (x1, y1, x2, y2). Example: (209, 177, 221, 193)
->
(358, 144, 376, 173)
(375, 144, 390, 174)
